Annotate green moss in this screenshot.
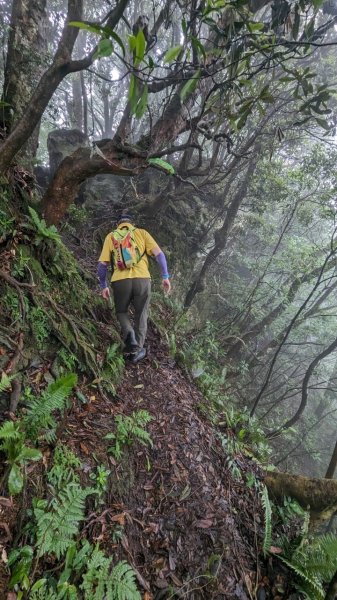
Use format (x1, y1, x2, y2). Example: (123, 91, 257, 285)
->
(28, 306, 51, 350)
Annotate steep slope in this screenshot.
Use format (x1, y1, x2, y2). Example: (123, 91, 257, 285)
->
(0, 189, 283, 599)
(62, 326, 267, 599)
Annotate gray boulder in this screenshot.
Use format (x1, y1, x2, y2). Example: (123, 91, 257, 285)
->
(47, 128, 88, 175)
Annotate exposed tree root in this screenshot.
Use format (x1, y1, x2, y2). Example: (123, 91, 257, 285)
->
(5, 332, 24, 413)
(9, 377, 21, 413)
(0, 269, 33, 319)
(38, 291, 99, 378)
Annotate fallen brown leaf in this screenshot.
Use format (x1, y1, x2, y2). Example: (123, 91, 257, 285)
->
(80, 442, 90, 455)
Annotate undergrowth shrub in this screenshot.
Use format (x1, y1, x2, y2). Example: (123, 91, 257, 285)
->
(24, 373, 77, 442)
(259, 486, 337, 599)
(104, 410, 153, 460)
(9, 434, 141, 599)
(280, 533, 337, 599)
(0, 420, 42, 495)
(28, 306, 51, 349)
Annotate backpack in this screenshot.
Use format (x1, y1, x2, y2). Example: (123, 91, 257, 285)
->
(111, 225, 143, 270)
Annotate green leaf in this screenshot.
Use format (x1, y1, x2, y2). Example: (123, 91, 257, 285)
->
(128, 34, 136, 52)
(128, 74, 138, 114)
(0, 420, 21, 440)
(292, 6, 300, 40)
(191, 37, 206, 60)
(248, 21, 265, 32)
(180, 69, 201, 103)
(236, 112, 249, 130)
(315, 118, 331, 131)
(30, 579, 47, 592)
(94, 38, 114, 59)
(312, 0, 325, 7)
(109, 31, 125, 57)
(0, 372, 13, 392)
(16, 447, 42, 463)
(68, 21, 102, 35)
(163, 45, 183, 64)
(148, 158, 175, 174)
(135, 84, 148, 119)
(279, 76, 295, 83)
(28, 207, 61, 241)
(65, 543, 77, 568)
(135, 29, 146, 65)
(8, 463, 23, 495)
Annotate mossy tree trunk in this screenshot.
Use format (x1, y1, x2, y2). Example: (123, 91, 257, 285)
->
(0, 0, 130, 175)
(1, 0, 48, 164)
(265, 471, 337, 527)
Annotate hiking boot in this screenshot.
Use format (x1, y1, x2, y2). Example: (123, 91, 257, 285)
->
(130, 347, 147, 364)
(124, 332, 138, 354)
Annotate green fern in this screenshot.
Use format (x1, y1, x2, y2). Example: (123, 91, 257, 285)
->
(34, 482, 94, 558)
(81, 547, 140, 600)
(81, 546, 110, 599)
(28, 206, 61, 242)
(107, 560, 141, 600)
(281, 533, 337, 599)
(0, 421, 42, 494)
(47, 443, 81, 489)
(24, 373, 77, 441)
(0, 371, 14, 392)
(261, 485, 272, 556)
(0, 420, 22, 444)
(104, 410, 153, 460)
(29, 580, 79, 600)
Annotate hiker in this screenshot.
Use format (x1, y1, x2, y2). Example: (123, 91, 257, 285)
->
(97, 213, 171, 364)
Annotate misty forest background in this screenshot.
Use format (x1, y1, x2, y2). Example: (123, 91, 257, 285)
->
(2, 0, 337, 598)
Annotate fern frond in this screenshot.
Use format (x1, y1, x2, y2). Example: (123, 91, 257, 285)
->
(107, 560, 141, 600)
(0, 420, 22, 441)
(261, 485, 272, 556)
(81, 545, 111, 598)
(131, 410, 152, 426)
(0, 372, 14, 392)
(48, 443, 81, 489)
(280, 554, 324, 600)
(34, 483, 93, 559)
(24, 373, 77, 440)
(28, 206, 61, 241)
(129, 425, 152, 447)
(107, 410, 153, 459)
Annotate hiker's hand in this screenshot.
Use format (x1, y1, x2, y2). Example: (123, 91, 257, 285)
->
(162, 279, 171, 295)
(101, 287, 110, 300)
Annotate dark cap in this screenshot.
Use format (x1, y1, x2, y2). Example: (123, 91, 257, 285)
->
(116, 213, 134, 225)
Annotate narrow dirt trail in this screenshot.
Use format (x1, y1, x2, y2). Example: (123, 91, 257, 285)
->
(65, 326, 264, 599)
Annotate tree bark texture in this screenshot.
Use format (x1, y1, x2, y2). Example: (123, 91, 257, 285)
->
(71, 74, 84, 131)
(2, 0, 48, 161)
(325, 438, 337, 479)
(42, 142, 146, 225)
(265, 471, 337, 527)
(0, 0, 85, 174)
(0, 0, 130, 174)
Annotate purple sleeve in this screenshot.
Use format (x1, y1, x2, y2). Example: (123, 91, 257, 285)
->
(97, 262, 108, 289)
(155, 251, 170, 279)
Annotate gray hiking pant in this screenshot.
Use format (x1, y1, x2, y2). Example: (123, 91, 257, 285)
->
(111, 278, 151, 349)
